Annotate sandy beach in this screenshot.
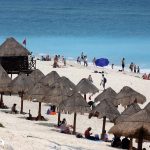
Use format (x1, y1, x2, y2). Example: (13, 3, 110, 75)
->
(0, 60, 150, 150)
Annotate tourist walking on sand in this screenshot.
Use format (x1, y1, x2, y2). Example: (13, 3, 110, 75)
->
(84, 56, 88, 67)
(100, 74, 107, 90)
(121, 58, 125, 71)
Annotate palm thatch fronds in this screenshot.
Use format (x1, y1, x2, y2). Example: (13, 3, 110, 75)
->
(90, 99, 120, 139)
(94, 87, 118, 106)
(27, 82, 51, 120)
(116, 103, 141, 123)
(109, 109, 150, 150)
(116, 86, 146, 107)
(40, 71, 60, 86)
(29, 69, 45, 84)
(0, 64, 12, 108)
(59, 90, 90, 134)
(0, 37, 30, 56)
(9, 73, 34, 113)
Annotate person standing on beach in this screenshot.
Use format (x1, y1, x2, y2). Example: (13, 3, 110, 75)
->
(84, 56, 88, 67)
(121, 58, 125, 71)
(92, 57, 96, 65)
(100, 74, 107, 90)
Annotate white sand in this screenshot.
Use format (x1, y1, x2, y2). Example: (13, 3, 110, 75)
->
(0, 60, 150, 150)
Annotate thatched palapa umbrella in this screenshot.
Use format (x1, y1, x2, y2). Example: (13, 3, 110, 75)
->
(116, 86, 146, 107)
(116, 103, 141, 124)
(59, 90, 90, 134)
(0, 64, 12, 108)
(109, 109, 150, 150)
(9, 73, 34, 113)
(94, 87, 118, 106)
(48, 76, 75, 125)
(76, 78, 99, 100)
(29, 69, 45, 84)
(90, 99, 120, 139)
(40, 71, 60, 86)
(27, 82, 50, 120)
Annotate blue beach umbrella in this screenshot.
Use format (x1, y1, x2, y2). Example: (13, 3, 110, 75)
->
(95, 58, 109, 67)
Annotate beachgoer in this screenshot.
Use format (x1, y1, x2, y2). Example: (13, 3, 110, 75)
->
(53, 55, 59, 68)
(92, 57, 96, 65)
(134, 64, 136, 73)
(137, 66, 140, 73)
(148, 73, 150, 80)
(88, 75, 93, 83)
(27, 109, 33, 120)
(121, 137, 130, 149)
(103, 130, 110, 142)
(81, 52, 84, 61)
(84, 56, 88, 67)
(111, 64, 114, 69)
(129, 62, 134, 72)
(11, 103, 18, 114)
(142, 73, 148, 80)
(111, 135, 122, 148)
(100, 74, 107, 90)
(121, 58, 125, 71)
(60, 118, 72, 134)
(46, 106, 51, 115)
(84, 127, 95, 140)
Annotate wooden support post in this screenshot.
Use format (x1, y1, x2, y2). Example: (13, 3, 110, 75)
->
(57, 112, 61, 126)
(138, 129, 143, 150)
(20, 94, 24, 114)
(101, 116, 106, 140)
(73, 112, 77, 135)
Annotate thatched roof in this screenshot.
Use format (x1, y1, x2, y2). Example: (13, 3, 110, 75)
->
(116, 103, 141, 123)
(92, 99, 120, 122)
(46, 77, 74, 105)
(94, 87, 118, 106)
(116, 86, 146, 107)
(76, 78, 99, 94)
(29, 69, 45, 84)
(59, 91, 91, 113)
(27, 82, 51, 102)
(109, 109, 150, 140)
(0, 64, 12, 93)
(0, 37, 30, 56)
(144, 102, 150, 112)
(40, 71, 60, 86)
(9, 73, 34, 94)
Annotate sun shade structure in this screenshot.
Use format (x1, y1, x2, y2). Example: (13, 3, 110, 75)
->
(90, 99, 120, 139)
(29, 69, 44, 84)
(9, 73, 34, 113)
(0, 64, 12, 108)
(48, 76, 75, 125)
(116, 86, 146, 107)
(59, 90, 90, 134)
(116, 103, 141, 124)
(0, 37, 35, 75)
(144, 102, 150, 111)
(27, 82, 51, 120)
(109, 109, 150, 150)
(76, 78, 99, 100)
(94, 87, 118, 106)
(40, 71, 60, 86)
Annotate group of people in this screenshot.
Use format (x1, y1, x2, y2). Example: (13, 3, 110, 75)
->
(142, 73, 150, 80)
(76, 52, 88, 67)
(129, 62, 140, 73)
(53, 55, 66, 68)
(41, 55, 51, 61)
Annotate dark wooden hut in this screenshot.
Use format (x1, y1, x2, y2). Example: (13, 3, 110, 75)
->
(0, 37, 36, 75)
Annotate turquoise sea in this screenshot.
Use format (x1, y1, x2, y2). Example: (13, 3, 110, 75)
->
(0, 0, 150, 69)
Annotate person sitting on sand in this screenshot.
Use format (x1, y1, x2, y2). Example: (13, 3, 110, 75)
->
(88, 75, 93, 83)
(103, 130, 111, 142)
(84, 127, 95, 140)
(27, 109, 33, 120)
(11, 103, 18, 114)
(142, 73, 148, 79)
(111, 135, 122, 148)
(121, 137, 130, 149)
(60, 118, 72, 134)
